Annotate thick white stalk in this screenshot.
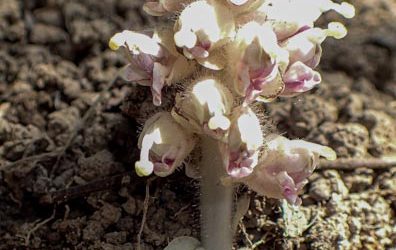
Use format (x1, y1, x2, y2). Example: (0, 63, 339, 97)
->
(200, 136, 233, 250)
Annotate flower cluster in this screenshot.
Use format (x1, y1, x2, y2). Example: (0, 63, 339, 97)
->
(110, 0, 354, 205)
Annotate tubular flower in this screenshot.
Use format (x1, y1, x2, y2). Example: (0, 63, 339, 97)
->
(173, 0, 235, 70)
(240, 135, 336, 205)
(259, 0, 355, 41)
(143, 0, 191, 16)
(109, 30, 193, 106)
(171, 78, 233, 140)
(281, 22, 348, 69)
(135, 112, 196, 177)
(230, 22, 289, 104)
(280, 61, 321, 97)
(219, 107, 263, 178)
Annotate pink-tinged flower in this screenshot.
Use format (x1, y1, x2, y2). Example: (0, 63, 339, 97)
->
(259, 0, 355, 41)
(280, 61, 321, 97)
(240, 135, 336, 205)
(171, 78, 233, 141)
(109, 30, 193, 106)
(135, 112, 196, 177)
(173, 0, 235, 70)
(219, 107, 263, 178)
(143, 0, 190, 16)
(281, 22, 348, 69)
(230, 22, 289, 104)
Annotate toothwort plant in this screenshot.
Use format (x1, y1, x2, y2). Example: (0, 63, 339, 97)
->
(109, 0, 354, 249)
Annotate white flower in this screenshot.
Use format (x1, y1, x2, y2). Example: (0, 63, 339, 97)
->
(174, 0, 235, 70)
(172, 78, 233, 140)
(282, 22, 347, 68)
(219, 107, 264, 178)
(229, 22, 289, 103)
(109, 29, 194, 106)
(259, 0, 354, 41)
(135, 112, 196, 177)
(240, 135, 336, 205)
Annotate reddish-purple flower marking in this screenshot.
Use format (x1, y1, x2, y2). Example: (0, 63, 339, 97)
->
(219, 107, 263, 178)
(281, 61, 321, 97)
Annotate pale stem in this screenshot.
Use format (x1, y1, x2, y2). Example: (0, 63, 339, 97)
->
(200, 136, 233, 250)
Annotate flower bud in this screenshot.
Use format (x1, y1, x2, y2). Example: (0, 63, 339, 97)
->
(143, 0, 191, 16)
(230, 22, 288, 103)
(171, 78, 233, 140)
(240, 135, 336, 205)
(109, 29, 193, 106)
(219, 107, 263, 178)
(174, 0, 235, 70)
(135, 112, 196, 177)
(280, 61, 321, 97)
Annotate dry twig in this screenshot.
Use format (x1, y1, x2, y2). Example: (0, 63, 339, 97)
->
(0, 149, 63, 172)
(38, 157, 396, 205)
(40, 171, 133, 204)
(319, 157, 396, 170)
(22, 208, 56, 246)
(239, 221, 254, 248)
(251, 232, 271, 249)
(137, 177, 156, 250)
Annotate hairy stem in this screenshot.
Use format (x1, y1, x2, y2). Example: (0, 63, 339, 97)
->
(200, 136, 233, 250)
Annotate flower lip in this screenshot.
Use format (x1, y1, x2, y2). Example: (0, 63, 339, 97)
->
(228, 0, 249, 6)
(227, 150, 255, 178)
(135, 160, 154, 177)
(221, 108, 263, 178)
(281, 61, 322, 97)
(208, 115, 231, 131)
(153, 157, 176, 177)
(109, 30, 162, 56)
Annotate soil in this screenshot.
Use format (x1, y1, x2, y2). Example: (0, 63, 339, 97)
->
(0, 0, 395, 249)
